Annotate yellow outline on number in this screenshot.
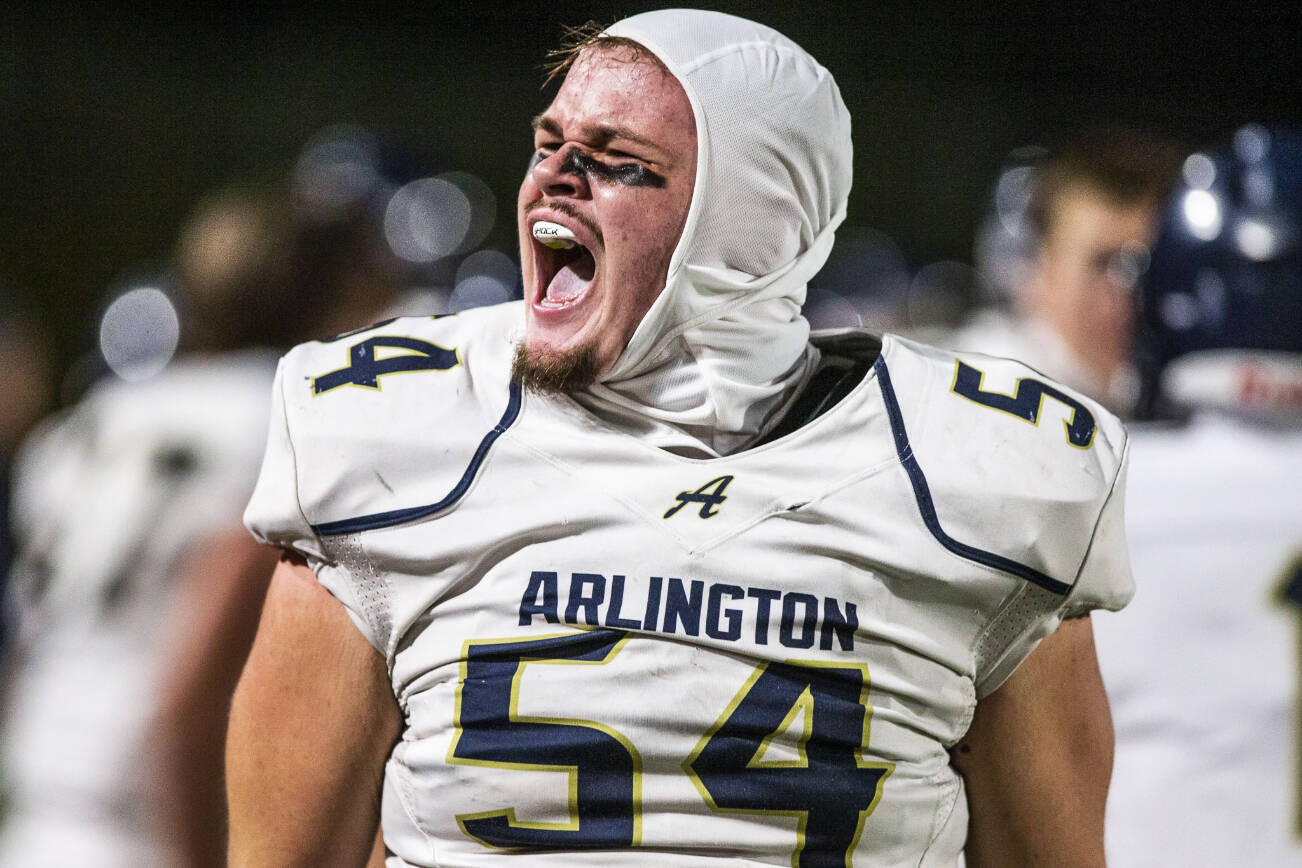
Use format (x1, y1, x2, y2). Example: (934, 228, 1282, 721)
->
(312, 335, 463, 395)
(950, 359, 1096, 450)
(747, 685, 815, 769)
(682, 659, 894, 868)
(446, 630, 643, 848)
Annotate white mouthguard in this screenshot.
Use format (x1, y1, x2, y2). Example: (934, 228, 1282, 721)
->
(532, 220, 578, 250)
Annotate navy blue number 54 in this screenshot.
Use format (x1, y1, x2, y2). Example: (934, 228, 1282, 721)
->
(447, 630, 893, 864)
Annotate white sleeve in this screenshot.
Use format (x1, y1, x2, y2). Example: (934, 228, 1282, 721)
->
(1062, 434, 1135, 618)
(243, 358, 383, 651)
(973, 433, 1135, 697)
(243, 359, 319, 559)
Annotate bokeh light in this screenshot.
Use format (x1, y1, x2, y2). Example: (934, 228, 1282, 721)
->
(383, 171, 496, 265)
(1182, 189, 1223, 241)
(449, 249, 519, 312)
(293, 125, 385, 220)
(442, 172, 496, 255)
(1243, 167, 1276, 208)
(98, 286, 179, 382)
(1233, 123, 1270, 164)
(385, 177, 472, 263)
(1182, 153, 1216, 190)
(1235, 219, 1279, 262)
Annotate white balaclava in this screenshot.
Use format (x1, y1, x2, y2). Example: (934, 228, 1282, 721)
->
(571, 9, 854, 458)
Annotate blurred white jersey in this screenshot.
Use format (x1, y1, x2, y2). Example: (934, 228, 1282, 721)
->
(246, 302, 1133, 867)
(0, 352, 276, 868)
(946, 309, 1138, 415)
(1096, 414, 1302, 867)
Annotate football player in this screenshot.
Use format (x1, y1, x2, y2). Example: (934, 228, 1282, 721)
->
(1095, 125, 1302, 865)
(0, 290, 52, 609)
(0, 188, 293, 868)
(0, 172, 409, 867)
(229, 11, 1133, 867)
(953, 130, 1181, 415)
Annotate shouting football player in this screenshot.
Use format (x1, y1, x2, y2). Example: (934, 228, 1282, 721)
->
(229, 11, 1133, 867)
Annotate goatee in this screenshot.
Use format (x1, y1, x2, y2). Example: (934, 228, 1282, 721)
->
(511, 340, 603, 395)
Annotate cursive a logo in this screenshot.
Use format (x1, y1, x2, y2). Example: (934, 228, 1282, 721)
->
(664, 475, 734, 520)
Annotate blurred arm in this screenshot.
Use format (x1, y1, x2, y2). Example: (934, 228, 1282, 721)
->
(227, 553, 401, 868)
(952, 615, 1113, 868)
(149, 526, 279, 868)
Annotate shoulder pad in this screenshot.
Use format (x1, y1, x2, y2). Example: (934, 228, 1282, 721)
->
(876, 335, 1127, 594)
(277, 303, 522, 531)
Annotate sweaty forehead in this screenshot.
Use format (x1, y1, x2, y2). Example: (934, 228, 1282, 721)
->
(538, 47, 695, 153)
(569, 43, 670, 86)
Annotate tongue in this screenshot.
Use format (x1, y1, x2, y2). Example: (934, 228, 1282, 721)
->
(546, 266, 589, 304)
(545, 256, 594, 305)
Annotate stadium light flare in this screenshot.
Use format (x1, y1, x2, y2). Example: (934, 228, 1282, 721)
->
(98, 286, 179, 382)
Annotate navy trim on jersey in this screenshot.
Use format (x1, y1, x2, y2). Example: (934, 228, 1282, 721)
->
(873, 356, 1073, 596)
(311, 382, 524, 537)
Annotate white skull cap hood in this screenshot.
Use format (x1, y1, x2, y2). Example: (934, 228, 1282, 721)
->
(574, 8, 854, 457)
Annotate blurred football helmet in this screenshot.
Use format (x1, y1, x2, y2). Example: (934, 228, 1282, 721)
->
(1137, 125, 1302, 420)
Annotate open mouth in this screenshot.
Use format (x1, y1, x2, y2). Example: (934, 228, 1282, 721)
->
(535, 235, 596, 308)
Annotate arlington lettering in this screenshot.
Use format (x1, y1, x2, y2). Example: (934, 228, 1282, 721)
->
(518, 571, 859, 651)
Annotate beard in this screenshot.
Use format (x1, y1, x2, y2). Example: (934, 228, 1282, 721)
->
(511, 339, 604, 395)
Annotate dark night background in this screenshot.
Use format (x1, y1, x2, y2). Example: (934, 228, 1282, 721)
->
(2, 1, 1298, 375)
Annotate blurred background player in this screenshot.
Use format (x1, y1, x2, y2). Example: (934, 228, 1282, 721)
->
(1093, 125, 1302, 866)
(0, 185, 292, 868)
(950, 129, 1181, 414)
(0, 289, 54, 633)
(0, 151, 412, 866)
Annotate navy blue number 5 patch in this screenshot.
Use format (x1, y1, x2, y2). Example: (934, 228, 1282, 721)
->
(951, 360, 1096, 448)
(312, 335, 460, 395)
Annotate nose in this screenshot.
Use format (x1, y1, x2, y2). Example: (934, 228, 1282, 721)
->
(531, 144, 590, 199)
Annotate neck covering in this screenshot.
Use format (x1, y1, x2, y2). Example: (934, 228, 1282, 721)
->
(570, 9, 854, 457)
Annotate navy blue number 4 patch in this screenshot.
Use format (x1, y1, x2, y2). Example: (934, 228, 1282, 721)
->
(313, 335, 460, 395)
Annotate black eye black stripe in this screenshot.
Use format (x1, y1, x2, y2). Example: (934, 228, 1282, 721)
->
(531, 146, 666, 189)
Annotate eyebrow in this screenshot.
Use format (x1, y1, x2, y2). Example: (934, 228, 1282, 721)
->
(531, 114, 667, 157)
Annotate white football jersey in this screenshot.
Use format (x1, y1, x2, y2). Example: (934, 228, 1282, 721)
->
(0, 351, 277, 868)
(246, 302, 1133, 867)
(1095, 414, 1302, 867)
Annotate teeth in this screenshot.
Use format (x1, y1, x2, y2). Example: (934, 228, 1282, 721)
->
(532, 220, 578, 249)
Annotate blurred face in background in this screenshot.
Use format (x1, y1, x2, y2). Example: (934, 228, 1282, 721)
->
(1025, 184, 1159, 383)
(514, 44, 697, 392)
